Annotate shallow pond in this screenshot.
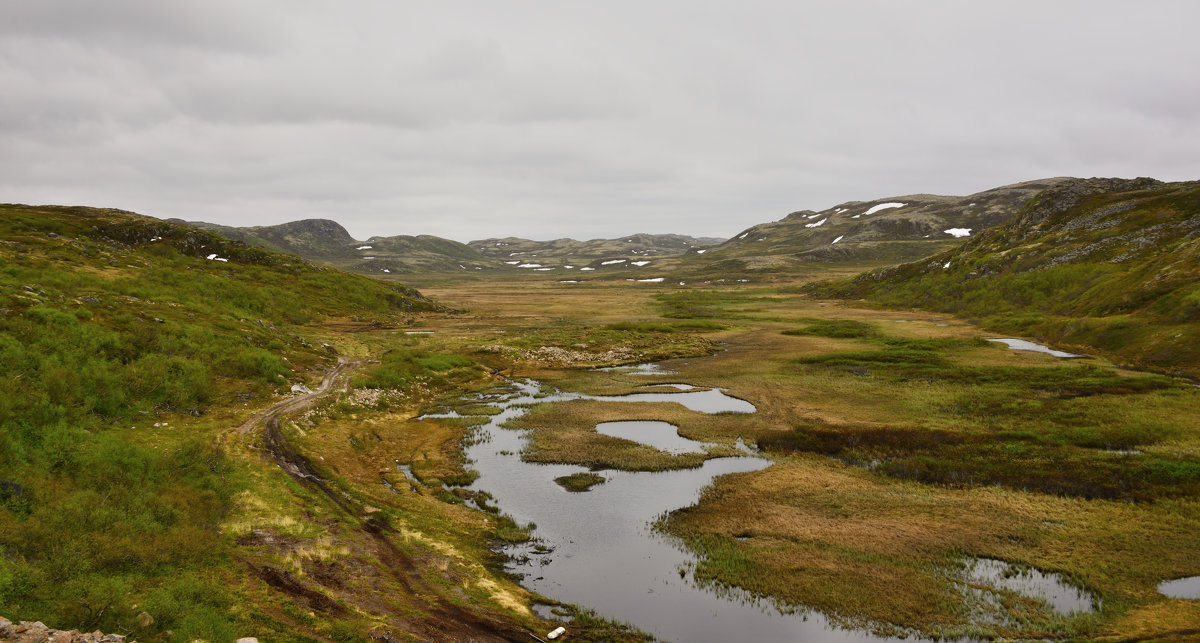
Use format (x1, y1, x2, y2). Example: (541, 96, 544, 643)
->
(583, 387, 756, 414)
(988, 338, 1082, 358)
(962, 558, 1098, 615)
(444, 380, 911, 643)
(1158, 576, 1200, 599)
(595, 363, 677, 375)
(595, 420, 709, 455)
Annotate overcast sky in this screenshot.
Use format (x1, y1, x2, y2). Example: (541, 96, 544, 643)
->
(3, 2, 1199, 242)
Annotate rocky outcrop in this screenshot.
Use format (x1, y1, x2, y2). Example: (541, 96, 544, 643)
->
(0, 617, 129, 643)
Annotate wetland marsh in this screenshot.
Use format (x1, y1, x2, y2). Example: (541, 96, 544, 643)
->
(402, 277, 1200, 641)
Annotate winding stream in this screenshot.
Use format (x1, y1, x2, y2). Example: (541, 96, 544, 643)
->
(446, 380, 911, 642)
(410, 375, 1095, 641)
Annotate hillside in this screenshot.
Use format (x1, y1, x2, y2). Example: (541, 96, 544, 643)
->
(187, 219, 496, 274)
(808, 177, 1200, 377)
(0, 205, 547, 641)
(683, 178, 1071, 275)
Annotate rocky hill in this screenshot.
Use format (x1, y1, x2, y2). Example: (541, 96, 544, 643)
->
(683, 178, 1072, 274)
(189, 221, 725, 278)
(184, 219, 494, 274)
(468, 233, 722, 273)
(809, 177, 1200, 376)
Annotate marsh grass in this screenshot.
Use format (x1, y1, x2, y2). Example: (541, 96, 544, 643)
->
(554, 473, 607, 492)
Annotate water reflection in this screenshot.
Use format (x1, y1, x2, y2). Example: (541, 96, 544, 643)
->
(440, 379, 911, 643)
(595, 420, 709, 455)
(1158, 576, 1200, 599)
(961, 558, 1098, 615)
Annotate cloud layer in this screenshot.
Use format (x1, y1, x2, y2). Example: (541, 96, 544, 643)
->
(3, 1, 1198, 241)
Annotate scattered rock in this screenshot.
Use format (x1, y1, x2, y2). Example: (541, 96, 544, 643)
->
(520, 346, 636, 364)
(0, 616, 129, 642)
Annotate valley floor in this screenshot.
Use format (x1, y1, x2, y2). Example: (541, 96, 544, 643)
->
(259, 275, 1200, 641)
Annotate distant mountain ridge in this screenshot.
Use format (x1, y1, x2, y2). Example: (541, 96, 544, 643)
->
(688, 178, 1073, 273)
(181, 176, 1166, 281)
(186, 219, 724, 276)
(468, 233, 723, 271)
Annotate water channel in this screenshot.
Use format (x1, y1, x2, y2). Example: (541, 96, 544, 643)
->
(413, 375, 1096, 641)
(446, 379, 911, 642)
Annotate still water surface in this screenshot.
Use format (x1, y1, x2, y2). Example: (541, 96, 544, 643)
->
(415, 377, 1095, 641)
(452, 380, 910, 642)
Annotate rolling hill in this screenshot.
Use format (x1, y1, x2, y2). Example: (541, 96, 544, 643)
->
(184, 219, 495, 274)
(468, 233, 722, 272)
(681, 178, 1072, 275)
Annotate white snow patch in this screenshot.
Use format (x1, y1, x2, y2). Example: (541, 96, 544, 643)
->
(757, 237, 766, 241)
(559, 280, 579, 283)
(356, 245, 373, 250)
(505, 260, 520, 265)
(804, 218, 827, 228)
(535, 267, 554, 271)
(362, 256, 375, 260)
(382, 268, 391, 273)
(807, 213, 822, 219)
(631, 260, 651, 267)
(738, 232, 750, 239)
(695, 249, 707, 254)
(969, 202, 977, 206)
(517, 263, 543, 268)
(205, 254, 228, 262)
(832, 235, 844, 244)
(601, 259, 626, 265)
(863, 202, 906, 216)
(942, 261, 951, 269)
(944, 228, 972, 238)
(580, 267, 595, 271)
(834, 208, 848, 214)
(637, 277, 665, 283)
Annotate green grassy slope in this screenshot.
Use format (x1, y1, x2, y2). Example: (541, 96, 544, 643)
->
(808, 177, 1200, 377)
(0, 205, 437, 639)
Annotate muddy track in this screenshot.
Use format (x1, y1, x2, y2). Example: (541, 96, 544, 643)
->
(243, 358, 530, 642)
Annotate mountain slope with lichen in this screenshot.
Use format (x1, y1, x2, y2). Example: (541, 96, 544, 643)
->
(678, 178, 1071, 275)
(808, 177, 1200, 376)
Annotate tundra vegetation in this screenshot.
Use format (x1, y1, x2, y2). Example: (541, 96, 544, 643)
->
(2, 187, 1199, 642)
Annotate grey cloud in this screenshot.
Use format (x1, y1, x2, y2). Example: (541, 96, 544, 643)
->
(2, 1, 1199, 241)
